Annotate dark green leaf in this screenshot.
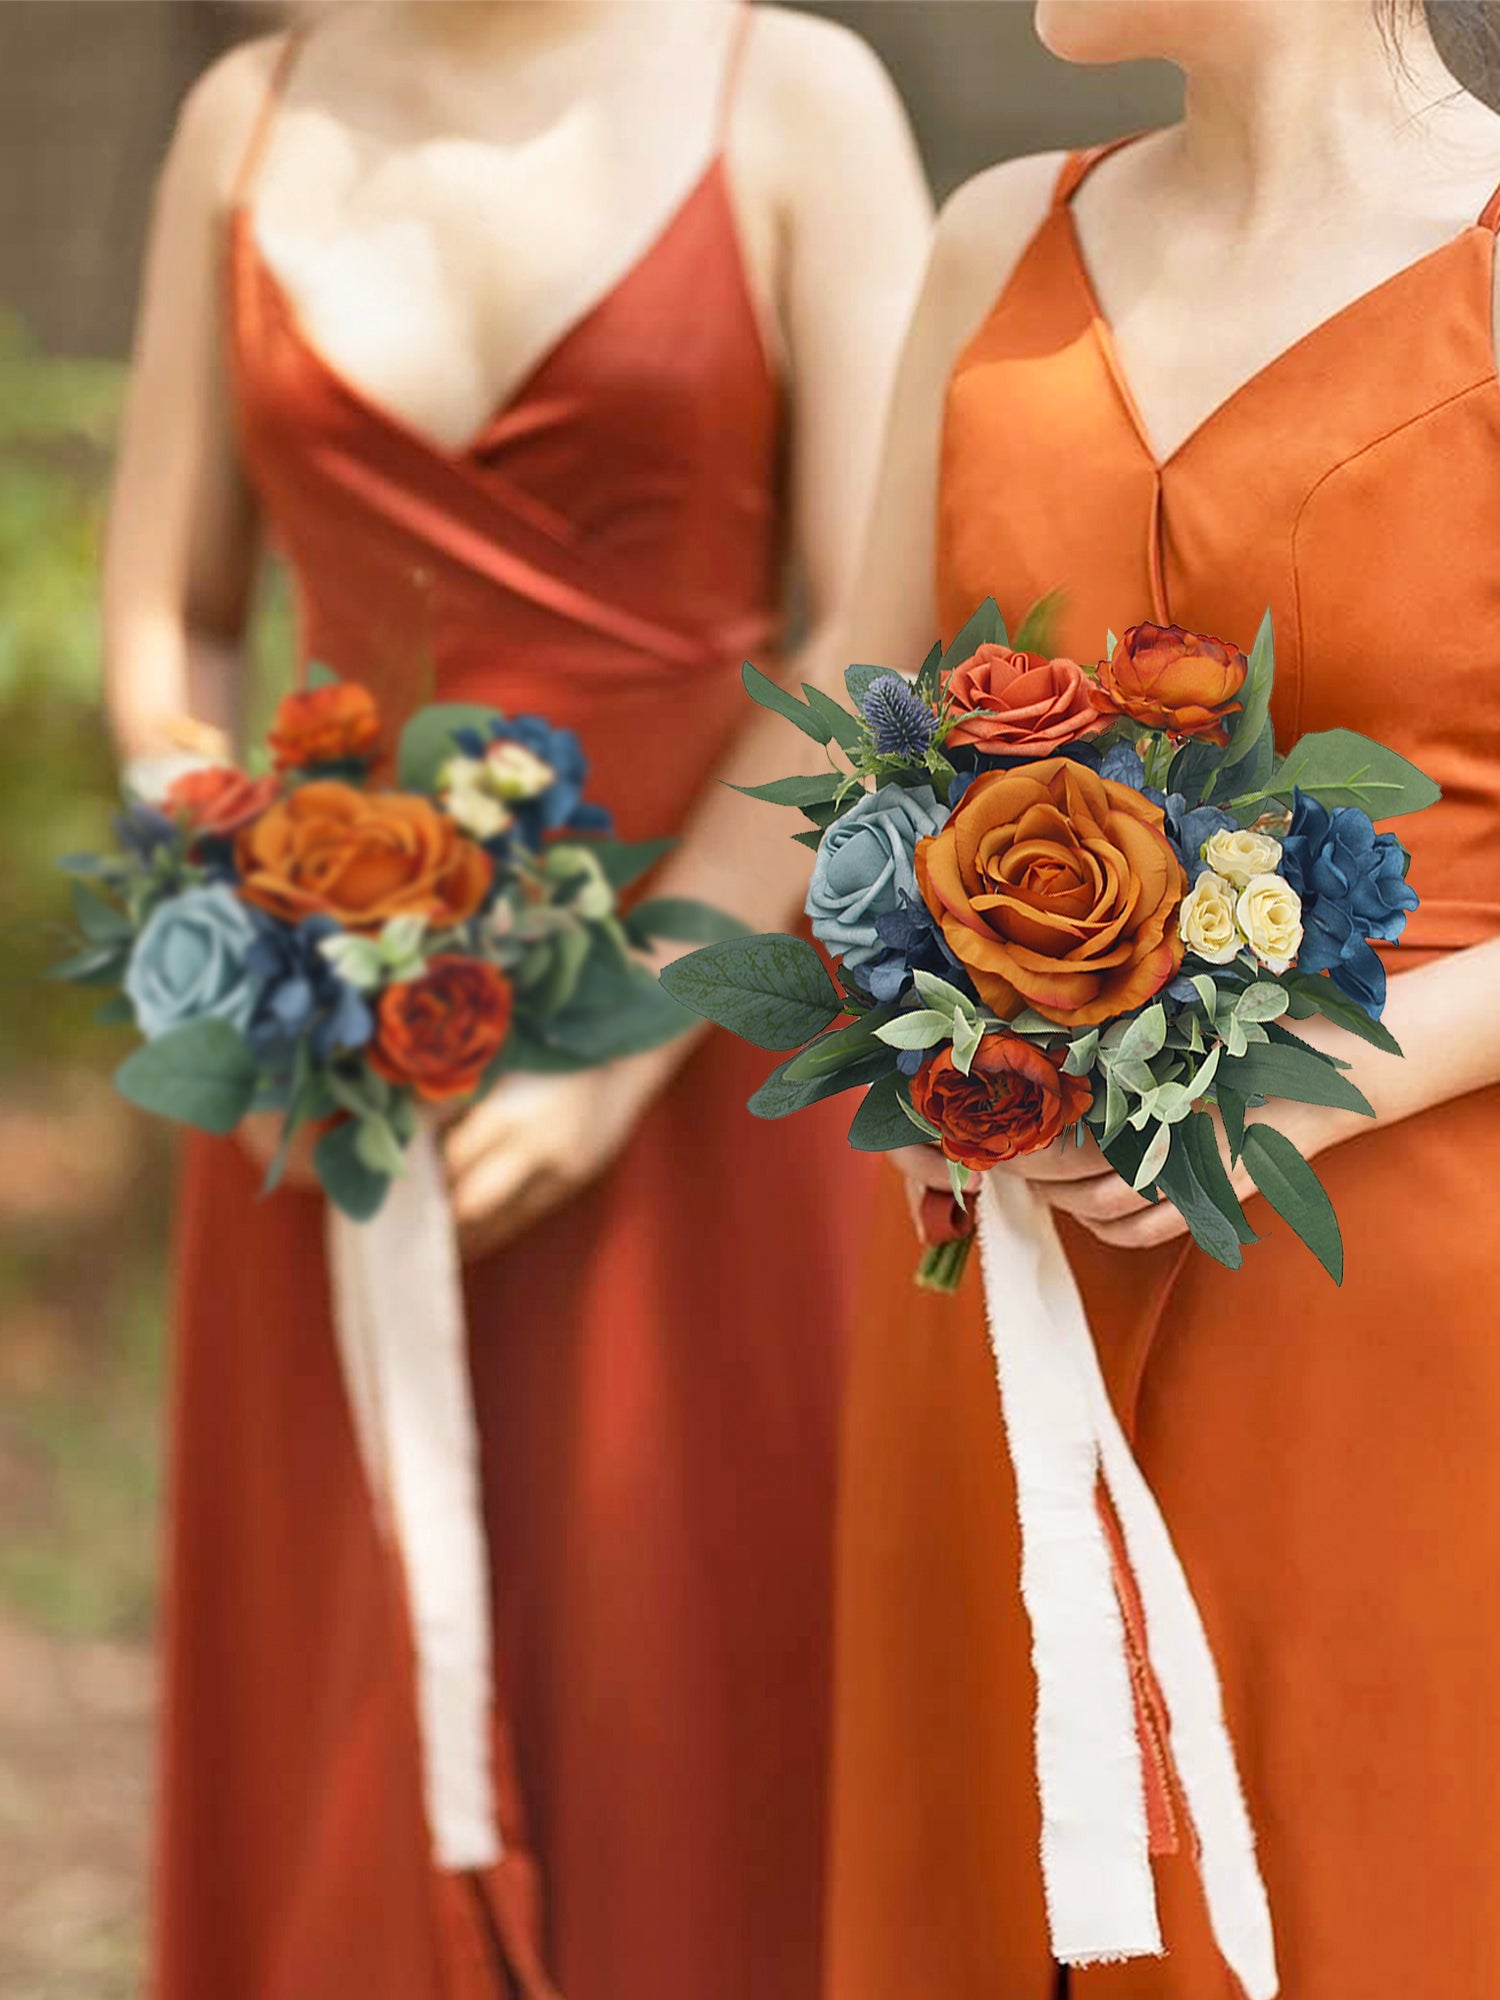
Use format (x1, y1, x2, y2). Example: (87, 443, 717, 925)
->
(1252, 729, 1441, 819)
(395, 703, 503, 791)
(1220, 1035, 1374, 1117)
(49, 944, 128, 985)
(1178, 1111, 1257, 1246)
(314, 1119, 392, 1221)
(93, 993, 136, 1027)
(1220, 607, 1274, 771)
(783, 1005, 898, 1082)
(658, 933, 842, 1050)
(114, 1018, 260, 1134)
(914, 640, 944, 704)
(1168, 734, 1223, 805)
(848, 1068, 920, 1151)
(627, 897, 749, 947)
(1216, 1083, 1247, 1163)
(70, 879, 134, 946)
(741, 660, 829, 742)
(802, 685, 868, 752)
(940, 598, 1007, 674)
(1155, 1127, 1245, 1269)
(585, 836, 675, 893)
(1011, 586, 1068, 657)
(305, 660, 342, 690)
(728, 773, 847, 810)
(845, 663, 889, 710)
(541, 953, 695, 1062)
(748, 1048, 890, 1119)
(1241, 1124, 1345, 1283)
(1282, 974, 1403, 1055)
(791, 828, 825, 852)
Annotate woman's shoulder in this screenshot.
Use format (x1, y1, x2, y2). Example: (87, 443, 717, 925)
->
(915, 152, 1072, 360)
(163, 33, 292, 209)
(741, 6, 914, 145)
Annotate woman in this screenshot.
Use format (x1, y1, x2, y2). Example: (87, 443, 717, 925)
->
(826, 4, 1500, 1996)
(104, 7, 929, 1998)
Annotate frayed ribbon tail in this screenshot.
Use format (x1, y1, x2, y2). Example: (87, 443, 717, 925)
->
(974, 1173, 1279, 2000)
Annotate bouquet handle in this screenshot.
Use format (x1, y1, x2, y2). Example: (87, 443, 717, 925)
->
(973, 1174, 1278, 1999)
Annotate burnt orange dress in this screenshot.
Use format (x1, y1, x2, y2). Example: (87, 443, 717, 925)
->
(153, 26, 870, 2000)
(827, 142, 1500, 2000)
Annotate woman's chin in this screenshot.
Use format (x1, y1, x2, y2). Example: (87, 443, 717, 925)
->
(1033, 0, 1177, 66)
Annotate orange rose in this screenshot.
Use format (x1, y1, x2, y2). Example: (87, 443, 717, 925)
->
(944, 643, 1105, 756)
(916, 758, 1186, 1027)
(369, 956, 514, 1102)
(163, 765, 280, 839)
(912, 1036, 1092, 1171)
(268, 682, 382, 771)
(1089, 622, 1246, 744)
(235, 781, 492, 933)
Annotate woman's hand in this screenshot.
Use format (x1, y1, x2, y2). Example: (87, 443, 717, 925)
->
(444, 1047, 677, 1261)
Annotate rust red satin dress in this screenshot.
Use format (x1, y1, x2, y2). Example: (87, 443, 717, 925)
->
(153, 37, 870, 2000)
(827, 143, 1500, 2000)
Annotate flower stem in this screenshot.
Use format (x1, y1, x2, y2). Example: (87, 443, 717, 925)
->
(914, 1232, 975, 1294)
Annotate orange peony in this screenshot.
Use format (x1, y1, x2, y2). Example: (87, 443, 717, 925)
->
(943, 643, 1105, 757)
(235, 781, 492, 933)
(163, 765, 280, 839)
(369, 956, 513, 1101)
(916, 758, 1186, 1027)
(268, 681, 382, 771)
(912, 1036, 1092, 1171)
(1089, 622, 1247, 744)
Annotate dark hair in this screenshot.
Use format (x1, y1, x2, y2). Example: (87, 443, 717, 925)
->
(1380, 0, 1500, 108)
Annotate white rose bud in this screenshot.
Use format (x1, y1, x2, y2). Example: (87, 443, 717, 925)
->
(1202, 826, 1284, 887)
(1178, 871, 1242, 965)
(484, 740, 557, 802)
(439, 755, 514, 841)
(1235, 873, 1303, 975)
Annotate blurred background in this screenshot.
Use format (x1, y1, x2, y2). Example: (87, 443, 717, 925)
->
(0, 5, 1178, 1993)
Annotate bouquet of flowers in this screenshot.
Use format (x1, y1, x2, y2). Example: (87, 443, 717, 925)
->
(661, 599, 1437, 1291)
(53, 672, 723, 1210)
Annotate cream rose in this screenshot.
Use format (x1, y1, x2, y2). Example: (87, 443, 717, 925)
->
(1179, 871, 1242, 965)
(1236, 873, 1303, 974)
(1202, 826, 1284, 887)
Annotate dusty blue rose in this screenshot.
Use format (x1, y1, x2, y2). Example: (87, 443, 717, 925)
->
(806, 784, 947, 970)
(125, 884, 263, 1040)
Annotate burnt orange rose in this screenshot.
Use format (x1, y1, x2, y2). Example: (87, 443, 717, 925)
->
(369, 956, 513, 1101)
(916, 758, 1186, 1027)
(1089, 622, 1246, 743)
(269, 682, 382, 771)
(943, 643, 1105, 756)
(912, 1036, 1092, 1171)
(163, 765, 280, 839)
(235, 782, 492, 932)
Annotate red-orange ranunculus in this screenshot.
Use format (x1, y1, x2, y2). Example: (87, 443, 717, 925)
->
(916, 758, 1186, 1027)
(1089, 622, 1247, 744)
(369, 956, 514, 1101)
(912, 1036, 1092, 1171)
(235, 781, 492, 933)
(163, 765, 280, 839)
(269, 681, 382, 771)
(944, 643, 1105, 757)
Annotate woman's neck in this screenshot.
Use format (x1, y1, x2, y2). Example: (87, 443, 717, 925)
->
(1172, 3, 1497, 231)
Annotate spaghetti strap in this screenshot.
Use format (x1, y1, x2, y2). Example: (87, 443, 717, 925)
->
(231, 30, 306, 209)
(717, 3, 755, 141)
(1051, 133, 1151, 210)
(1480, 177, 1500, 232)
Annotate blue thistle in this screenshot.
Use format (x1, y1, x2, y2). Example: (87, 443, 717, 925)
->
(862, 675, 937, 760)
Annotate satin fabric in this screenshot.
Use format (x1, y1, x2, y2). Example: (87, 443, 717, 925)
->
(152, 54, 871, 2000)
(826, 143, 1500, 1999)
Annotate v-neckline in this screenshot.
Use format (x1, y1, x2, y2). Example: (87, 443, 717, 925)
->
(236, 154, 748, 464)
(1062, 192, 1496, 472)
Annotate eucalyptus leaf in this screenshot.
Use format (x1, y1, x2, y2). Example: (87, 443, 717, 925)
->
(1221, 1036, 1375, 1117)
(1131, 1119, 1173, 1191)
(874, 1009, 952, 1052)
(898, 1092, 943, 1141)
(628, 898, 750, 947)
(70, 879, 134, 946)
(1155, 1128, 1245, 1269)
(1179, 1110, 1258, 1246)
(395, 703, 503, 792)
(784, 1006, 899, 1082)
(585, 836, 675, 893)
(314, 1119, 391, 1221)
(749, 1047, 891, 1118)
(1118, 1002, 1167, 1062)
(1282, 973, 1403, 1055)
(1242, 1124, 1345, 1283)
(115, 1018, 260, 1135)
(845, 662, 891, 710)
(912, 970, 982, 1020)
(354, 1113, 409, 1179)
(1232, 982, 1291, 1024)
(849, 1069, 922, 1152)
(1062, 1028, 1100, 1076)
(802, 684, 868, 753)
(951, 1010, 985, 1075)
(658, 933, 842, 1050)
(741, 660, 829, 742)
(1245, 729, 1441, 819)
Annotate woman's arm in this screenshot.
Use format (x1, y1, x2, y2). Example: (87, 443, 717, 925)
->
(103, 41, 276, 763)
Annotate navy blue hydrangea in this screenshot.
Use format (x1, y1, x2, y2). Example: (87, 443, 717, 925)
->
(114, 801, 179, 864)
(862, 675, 938, 760)
(1278, 791, 1419, 1018)
(850, 894, 968, 1025)
(245, 914, 373, 1064)
(453, 715, 614, 850)
(1096, 743, 1233, 880)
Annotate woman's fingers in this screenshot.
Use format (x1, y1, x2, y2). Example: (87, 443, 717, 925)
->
(993, 1139, 1105, 1185)
(891, 1144, 954, 1191)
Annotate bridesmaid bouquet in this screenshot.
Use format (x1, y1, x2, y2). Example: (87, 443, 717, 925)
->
(661, 599, 1439, 1290)
(52, 672, 721, 1214)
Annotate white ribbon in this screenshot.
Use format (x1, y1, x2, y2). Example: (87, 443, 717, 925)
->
(974, 1172, 1278, 1998)
(325, 1123, 501, 1870)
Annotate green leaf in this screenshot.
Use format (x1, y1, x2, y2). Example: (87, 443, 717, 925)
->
(1178, 1109, 1258, 1246)
(1188, 974, 1221, 1019)
(1220, 608, 1274, 770)
(49, 944, 128, 985)
(1217, 1083, 1247, 1163)
(791, 828, 825, 852)
(1251, 730, 1441, 819)
(540, 953, 694, 1062)
(914, 640, 945, 704)
(784, 1006, 898, 1082)
(1011, 586, 1067, 657)
(1232, 981, 1291, 1024)
(741, 660, 829, 742)
(911, 970, 980, 1019)
(1102, 1068, 1128, 1144)
(1282, 973, 1403, 1055)
(1062, 1028, 1100, 1076)
(849, 1069, 921, 1151)
(1118, 1002, 1167, 1062)
(1155, 1126, 1246, 1269)
(354, 1113, 409, 1178)
(940, 598, 1007, 674)
(314, 1119, 392, 1221)
(728, 773, 848, 810)
(874, 1009, 951, 1052)
(657, 934, 842, 1050)
(305, 660, 342, 690)
(951, 1009, 985, 1075)
(1242, 1123, 1345, 1283)
(395, 703, 503, 791)
(845, 662, 890, 711)
(627, 897, 750, 946)
(802, 685, 868, 753)
(70, 879, 134, 946)
(586, 836, 676, 893)
(114, 1018, 260, 1134)
(93, 993, 136, 1027)
(898, 1091, 943, 1141)
(1131, 1119, 1172, 1191)
(748, 1047, 890, 1118)
(525, 922, 593, 1018)
(1220, 1035, 1374, 1117)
